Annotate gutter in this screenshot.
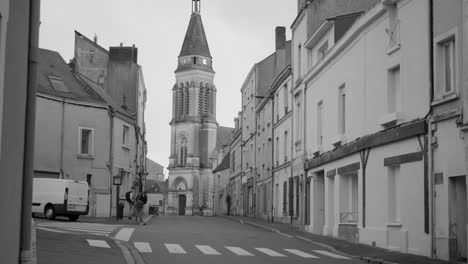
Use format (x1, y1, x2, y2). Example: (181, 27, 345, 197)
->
(20, 0, 40, 262)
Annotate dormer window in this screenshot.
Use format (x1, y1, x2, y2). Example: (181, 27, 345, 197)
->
(202, 58, 207, 65)
(48, 76, 69, 93)
(193, 57, 197, 64)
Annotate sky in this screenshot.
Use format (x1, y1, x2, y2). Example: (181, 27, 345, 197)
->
(39, 0, 297, 176)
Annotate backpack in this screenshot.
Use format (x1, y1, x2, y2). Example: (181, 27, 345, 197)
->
(135, 193, 147, 208)
(125, 191, 133, 204)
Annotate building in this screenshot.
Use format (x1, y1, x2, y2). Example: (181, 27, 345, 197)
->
(299, 0, 431, 256)
(291, 0, 379, 229)
(212, 150, 231, 215)
(228, 116, 243, 216)
(144, 180, 168, 215)
(146, 158, 165, 182)
(167, 0, 233, 216)
(0, 0, 40, 262)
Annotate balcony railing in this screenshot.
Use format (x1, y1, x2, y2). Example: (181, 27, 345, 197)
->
(340, 212, 359, 224)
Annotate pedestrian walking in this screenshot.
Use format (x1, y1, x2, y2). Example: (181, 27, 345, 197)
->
(134, 191, 148, 225)
(125, 186, 136, 220)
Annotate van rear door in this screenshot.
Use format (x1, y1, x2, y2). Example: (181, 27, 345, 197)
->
(66, 181, 89, 213)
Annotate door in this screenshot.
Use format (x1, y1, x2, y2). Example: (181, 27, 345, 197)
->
(305, 179, 310, 225)
(314, 171, 325, 234)
(449, 176, 467, 261)
(178, 195, 186, 216)
(96, 194, 110, 217)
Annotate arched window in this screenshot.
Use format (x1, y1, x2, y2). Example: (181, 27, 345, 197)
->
(180, 89, 185, 117)
(184, 88, 190, 115)
(178, 136, 188, 166)
(198, 88, 204, 115)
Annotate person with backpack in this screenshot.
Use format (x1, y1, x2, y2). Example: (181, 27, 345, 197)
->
(134, 191, 148, 225)
(125, 186, 136, 220)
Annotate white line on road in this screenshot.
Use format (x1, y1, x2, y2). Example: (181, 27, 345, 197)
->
(255, 248, 286, 257)
(277, 231, 293, 238)
(36, 227, 74, 234)
(51, 227, 111, 234)
(225, 246, 254, 256)
(114, 228, 135, 242)
(284, 249, 319, 258)
(313, 250, 351, 259)
(134, 242, 152, 253)
(195, 245, 221, 255)
(165, 244, 187, 254)
(87, 239, 111, 248)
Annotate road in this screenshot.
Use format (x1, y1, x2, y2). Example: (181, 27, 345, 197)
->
(126, 216, 363, 264)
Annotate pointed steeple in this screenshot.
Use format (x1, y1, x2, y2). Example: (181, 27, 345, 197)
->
(179, 0, 211, 58)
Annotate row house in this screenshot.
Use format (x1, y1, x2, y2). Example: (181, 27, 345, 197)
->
(34, 31, 148, 218)
(229, 116, 243, 216)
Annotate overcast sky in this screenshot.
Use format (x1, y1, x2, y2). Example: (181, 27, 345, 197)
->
(39, 0, 297, 176)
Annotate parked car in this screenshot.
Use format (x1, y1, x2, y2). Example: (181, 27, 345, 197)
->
(32, 178, 89, 221)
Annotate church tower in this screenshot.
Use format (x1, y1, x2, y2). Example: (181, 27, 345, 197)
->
(167, 0, 218, 216)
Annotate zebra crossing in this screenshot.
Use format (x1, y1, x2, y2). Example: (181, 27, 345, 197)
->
(127, 242, 351, 260)
(36, 221, 121, 236)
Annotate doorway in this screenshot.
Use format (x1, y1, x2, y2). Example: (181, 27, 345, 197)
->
(313, 171, 325, 234)
(305, 178, 310, 225)
(178, 195, 186, 216)
(449, 176, 467, 262)
(328, 176, 335, 235)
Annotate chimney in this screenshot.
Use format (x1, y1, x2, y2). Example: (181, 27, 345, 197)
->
(93, 34, 98, 43)
(275, 26, 286, 50)
(298, 0, 306, 13)
(234, 117, 239, 130)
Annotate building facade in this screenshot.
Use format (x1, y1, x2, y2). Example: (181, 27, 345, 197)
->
(167, 0, 233, 216)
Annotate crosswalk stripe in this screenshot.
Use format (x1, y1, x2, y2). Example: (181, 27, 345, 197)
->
(225, 246, 254, 256)
(115, 228, 135, 242)
(165, 244, 187, 254)
(255, 248, 286, 257)
(313, 250, 351, 259)
(87, 239, 110, 248)
(195, 245, 221, 255)
(134, 242, 152, 253)
(284, 249, 319, 258)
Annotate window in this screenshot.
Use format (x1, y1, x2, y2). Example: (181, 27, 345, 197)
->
(317, 41, 329, 61)
(442, 39, 455, 93)
(49, 76, 69, 93)
(86, 174, 92, 186)
(122, 125, 130, 147)
(284, 131, 288, 161)
(297, 44, 302, 80)
(386, 3, 400, 51)
(79, 127, 93, 155)
(295, 93, 302, 141)
(317, 101, 323, 146)
(295, 177, 299, 217)
(388, 165, 400, 223)
(178, 136, 188, 166)
(283, 181, 287, 215)
(283, 84, 288, 113)
(338, 85, 346, 134)
(276, 137, 279, 166)
(307, 49, 313, 70)
(387, 66, 401, 113)
(202, 58, 207, 65)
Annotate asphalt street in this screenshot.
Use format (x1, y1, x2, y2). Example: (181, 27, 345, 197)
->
(129, 216, 364, 264)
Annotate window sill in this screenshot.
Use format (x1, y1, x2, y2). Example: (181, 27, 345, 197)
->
(331, 135, 345, 148)
(379, 112, 403, 128)
(77, 154, 94, 160)
(386, 222, 402, 228)
(122, 145, 130, 150)
(386, 44, 401, 55)
(431, 92, 458, 106)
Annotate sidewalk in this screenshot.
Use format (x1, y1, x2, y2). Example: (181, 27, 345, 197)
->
(222, 215, 450, 264)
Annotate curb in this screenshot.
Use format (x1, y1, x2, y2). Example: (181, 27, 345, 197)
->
(222, 216, 399, 264)
(110, 237, 147, 264)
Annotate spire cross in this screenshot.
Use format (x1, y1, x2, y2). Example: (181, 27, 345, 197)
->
(193, 0, 200, 13)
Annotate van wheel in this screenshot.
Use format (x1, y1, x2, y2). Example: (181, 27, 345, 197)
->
(44, 205, 55, 220)
(68, 215, 79, 221)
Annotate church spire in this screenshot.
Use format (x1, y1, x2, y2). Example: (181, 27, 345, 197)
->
(178, 0, 211, 58)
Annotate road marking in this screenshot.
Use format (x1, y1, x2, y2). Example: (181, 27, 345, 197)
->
(196, 245, 221, 255)
(114, 228, 134, 242)
(255, 248, 286, 257)
(36, 227, 74, 234)
(165, 244, 187, 254)
(134, 242, 152, 253)
(52, 227, 110, 234)
(225, 246, 254, 256)
(87, 239, 111, 248)
(313, 250, 351, 259)
(278, 232, 293, 238)
(284, 249, 319, 258)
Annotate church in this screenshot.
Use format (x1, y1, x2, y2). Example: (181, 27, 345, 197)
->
(167, 0, 233, 216)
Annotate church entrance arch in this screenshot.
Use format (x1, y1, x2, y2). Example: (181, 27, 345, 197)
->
(179, 195, 187, 215)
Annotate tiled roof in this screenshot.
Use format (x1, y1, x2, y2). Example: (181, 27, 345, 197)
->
(37, 48, 104, 104)
(216, 126, 234, 149)
(213, 152, 230, 173)
(179, 12, 211, 58)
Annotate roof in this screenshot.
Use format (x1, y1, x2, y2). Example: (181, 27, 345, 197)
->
(37, 48, 104, 104)
(213, 152, 230, 173)
(145, 180, 168, 194)
(216, 126, 234, 149)
(179, 12, 211, 58)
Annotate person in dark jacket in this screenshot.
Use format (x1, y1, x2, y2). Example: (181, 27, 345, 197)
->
(125, 186, 136, 219)
(134, 191, 148, 225)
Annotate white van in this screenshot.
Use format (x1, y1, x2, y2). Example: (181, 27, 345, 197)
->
(32, 178, 89, 221)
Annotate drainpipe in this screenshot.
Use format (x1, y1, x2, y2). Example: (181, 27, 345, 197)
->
(302, 86, 307, 231)
(20, 0, 40, 262)
(59, 98, 65, 178)
(108, 107, 115, 218)
(271, 94, 275, 223)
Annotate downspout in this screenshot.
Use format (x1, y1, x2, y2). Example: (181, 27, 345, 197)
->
(108, 107, 115, 218)
(290, 89, 294, 226)
(302, 87, 307, 230)
(271, 94, 275, 223)
(20, 0, 40, 262)
(59, 98, 65, 178)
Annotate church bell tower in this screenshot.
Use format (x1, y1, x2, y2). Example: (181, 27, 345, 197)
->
(167, 0, 218, 216)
